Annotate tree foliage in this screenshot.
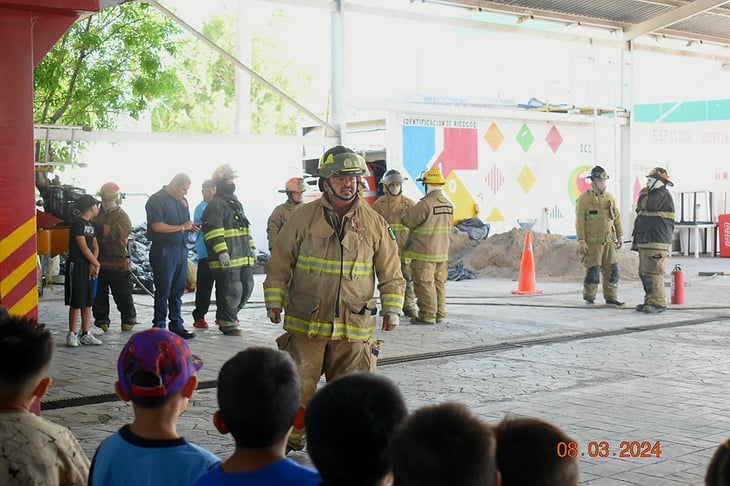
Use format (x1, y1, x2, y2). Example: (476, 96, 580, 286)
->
(33, 3, 181, 130)
(34, 4, 313, 137)
(151, 15, 236, 133)
(250, 9, 313, 136)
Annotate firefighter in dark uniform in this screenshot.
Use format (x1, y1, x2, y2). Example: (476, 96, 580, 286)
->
(202, 164, 256, 336)
(632, 167, 675, 313)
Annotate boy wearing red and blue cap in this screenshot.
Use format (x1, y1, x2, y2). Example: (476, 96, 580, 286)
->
(89, 328, 220, 485)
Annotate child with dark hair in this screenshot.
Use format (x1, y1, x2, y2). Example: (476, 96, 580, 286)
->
(391, 402, 501, 486)
(706, 439, 730, 485)
(65, 193, 103, 347)
(495, 416, 578, 486)
(305, 372, 408, 486)
(194, 346, 319, 485)
(0, 315, 90, 484)
(89, 328, 219, 485)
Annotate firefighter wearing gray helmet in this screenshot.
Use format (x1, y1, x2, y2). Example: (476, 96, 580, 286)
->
(263, 145, 405, 451)
(575, 165, 625, 306)
(372, 169, 417, 317)
(266, 177, 307, 251)
(632, 167, 675, 313)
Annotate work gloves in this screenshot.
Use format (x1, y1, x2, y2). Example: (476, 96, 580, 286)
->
(218, 251, 231, 267)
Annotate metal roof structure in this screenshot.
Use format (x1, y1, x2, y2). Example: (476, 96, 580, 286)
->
(424, 0, 730, 46)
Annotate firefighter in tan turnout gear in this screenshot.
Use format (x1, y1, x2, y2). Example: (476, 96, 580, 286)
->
(372, 169, 417, 317)
(202, 164, 256, 336)
(263, 145, 405, 450)
(401, 168, 454, 325)
(575, 165, 625, 307)
(266, 177, 306, 251)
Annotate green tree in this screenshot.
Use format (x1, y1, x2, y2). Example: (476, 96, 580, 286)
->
(151, 15, 236, 133)
(33, 2, 182, 131)
(250, 9, 313, 136)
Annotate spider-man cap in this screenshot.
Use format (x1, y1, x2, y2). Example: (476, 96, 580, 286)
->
(117, 328, 203, 398)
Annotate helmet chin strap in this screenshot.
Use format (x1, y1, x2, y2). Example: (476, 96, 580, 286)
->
(325, 178, 358, 202)
(386, 185, 402, 196)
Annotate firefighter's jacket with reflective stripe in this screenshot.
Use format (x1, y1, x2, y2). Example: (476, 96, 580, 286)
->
(633, 186, 675, 251)
(372, 193, 416, 259)
(575, 189, 622, 244)
(94, 206, 132, 271)
(401, 189, 454, 263)
(263, 195, 405, 341)
(202, 193, 255, 270)
(267, 200, 301, 250)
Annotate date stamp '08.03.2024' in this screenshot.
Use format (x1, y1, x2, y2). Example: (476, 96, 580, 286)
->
(557, 441, 662, 459)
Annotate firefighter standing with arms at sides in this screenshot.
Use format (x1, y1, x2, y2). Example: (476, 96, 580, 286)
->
(266, 177, 307, 252)
(192, 179, 216, 329)
(202, 165, 256, 336)
(263, 145, 405, 451)
(575, 166, 625, 307)
(401, 168, 454, 325)
(372, 169, 417, 317)
(92, 182, 138, 332)
(632, 167, 676, 314)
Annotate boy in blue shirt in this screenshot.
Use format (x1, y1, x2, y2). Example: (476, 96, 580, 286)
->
(194, 347, 319, 486)
(89, 328, 219, 485)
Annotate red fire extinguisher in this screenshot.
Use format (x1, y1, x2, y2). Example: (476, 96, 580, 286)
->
(671, 264, 685, 305)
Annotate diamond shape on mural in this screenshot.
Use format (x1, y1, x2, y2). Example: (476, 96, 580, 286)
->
(486, 207, 505, 222)
(517, 165, 536, 193)
(485, 164, 504, 195)
(516, 124, 534, 153)
(484, 122, 504, 152)
(545, 125, 563, 154)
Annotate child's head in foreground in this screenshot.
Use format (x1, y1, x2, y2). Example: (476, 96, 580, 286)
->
(391, 401, 500, 486)
(0, 315, 54, 408)
(214, 346, 301, 449)
(306, 372, 408, 486)
(116, 328, 203, 409)
(495, 416, 578, 486)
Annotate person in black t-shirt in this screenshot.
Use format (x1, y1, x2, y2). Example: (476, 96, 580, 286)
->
(64, 194, 103, 347)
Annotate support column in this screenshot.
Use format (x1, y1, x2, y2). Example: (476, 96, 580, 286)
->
(0, 1, 98, 318)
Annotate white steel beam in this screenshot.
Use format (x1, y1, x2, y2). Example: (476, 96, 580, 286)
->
(624, 0, 730, 41)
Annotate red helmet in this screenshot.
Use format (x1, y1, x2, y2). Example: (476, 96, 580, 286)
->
(98, 182, 121, 201)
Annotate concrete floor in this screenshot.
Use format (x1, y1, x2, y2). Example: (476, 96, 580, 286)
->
(37, 254, 730, 485)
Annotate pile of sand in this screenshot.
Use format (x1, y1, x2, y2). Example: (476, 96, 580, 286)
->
(449, 228, 639, 282)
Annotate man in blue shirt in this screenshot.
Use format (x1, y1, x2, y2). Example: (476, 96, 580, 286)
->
(192, 179, 216, 329)
(144, 173, 199, 339)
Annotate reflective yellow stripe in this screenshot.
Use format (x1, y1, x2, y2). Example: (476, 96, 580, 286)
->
(284, 316, 374, 340)
(389, 223, 408, 232)
(212, 242, 228, 253)
(209, 256, 255, 269)
(405, 251, 448, 262)
(223, 228, 249, 237)
(640, 210, 675, 220)
(380, 293, 404, 309)
(411, 226, 452, 235)
(295, 256, 374, 276)
(204, 228, 225, 240)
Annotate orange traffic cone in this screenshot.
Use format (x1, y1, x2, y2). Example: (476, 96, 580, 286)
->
(512, 231, 543, 295)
